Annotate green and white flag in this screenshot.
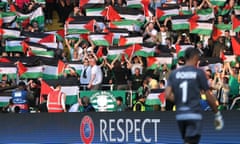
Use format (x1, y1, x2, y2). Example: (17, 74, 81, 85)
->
(1, 12, 16, 24)
(42, 64, 58, 80)
(0, 95, 12, 107)
(171, 15, 192, 30)
(5, 39, 23, 52)
(30, 7, 45, 28)
(0, 28, 21, 38)
(145, 89, 165, 106)
(85, 7, 105, 16)
(20, 66, 43, 79)
(88, 33, 113, 46)
(62, 86, 79, 105)
(109, 19, 143, 32)
(135, 43, 155, 57)
(210, 0, 227, 6)
(196, 8, 215, 21)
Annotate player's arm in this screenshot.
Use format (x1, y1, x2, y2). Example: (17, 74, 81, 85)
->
(165, 86, 174, 102)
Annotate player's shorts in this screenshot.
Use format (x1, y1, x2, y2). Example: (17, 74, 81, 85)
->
(177, 120, 202, 144)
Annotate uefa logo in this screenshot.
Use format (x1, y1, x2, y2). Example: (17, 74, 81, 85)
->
(80, 115, 94, 143)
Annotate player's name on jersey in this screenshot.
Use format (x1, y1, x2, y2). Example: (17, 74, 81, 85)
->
(176, 71, 197, 79)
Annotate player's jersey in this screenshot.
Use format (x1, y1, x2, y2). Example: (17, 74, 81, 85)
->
(167, 66, 209, 120)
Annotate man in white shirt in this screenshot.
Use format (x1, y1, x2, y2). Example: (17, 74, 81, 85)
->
(87, 57, 103, 90)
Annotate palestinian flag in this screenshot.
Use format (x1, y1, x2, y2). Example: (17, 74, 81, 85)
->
(234, 5, 240, 15)
(0, 93, 12, 107)
(66, 19, 95, 34)
(21, 31, 56, 43)
(147, 54, 173, 69)
(156, 6, 179, 21)
(104, 28, 129, 45)
(109, 19, 143, 32)
(20, 65, 43, 79)
(0, 12, 16, 24)
(57, 60, 65, 75)
(0, 28, 21, 38)
(45, 79, 80, 105)
(0, 63, 17, 80)
(101, 6, 121, 21)
(189, 20, 213, 36)
(145, 89, 165, 106)
(135, 43, 155, 57)
(212, 24, 232, 41)
(24, 42, 55, 58)
(118, 35, 143, 46)
(16, 61, 28, 77)
(5, 39, 24, 52)
(67, 62, 83, 75)
(210, 0, 227, 6)
(179, 4, 192, 15)
(232, 15, 240, 32)
(42, 64, 58, 80)
(107, 45, 127, 60)
(40, 80, 53, 103)
(171, 15, 192, 30)
(123, 44, 142, 57)
(114, 7, 145, 21)
(175, 44, 194, 58)
(126, 0, 144, 8)
(218, 4, 231, 15)
(30, 7, 45, 28)
(15, 16, 30, 29)
(79, 0, 105, 8)
(196, 8, 215, 21)
(231, 36, 240, 55)
(85, 7, 105, 16)
(88, 33, 113, 46)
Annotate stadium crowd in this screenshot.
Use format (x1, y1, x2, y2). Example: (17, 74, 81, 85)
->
(1, 0, 240, 113)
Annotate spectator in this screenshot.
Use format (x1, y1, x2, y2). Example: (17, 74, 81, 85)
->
(1, 98, 15, 113)
(27, 79, 41, 108)
(12, 81, 29, 113)
(81, 96, 95, 112)
(87, 57, 103, 90)
(129, 56, 144, 75)
(146, 75, 159, 90)
(143, 22, 158, 43)
(0, 74, 14, 88)
(115, 96, 127, 111)
(47, 84, 67, 112)
(131, 67, 144, 91)
(100, 58, 114, 89)
(80, 58, 91, 90)
(45, 0, 55, 25)
(133, 91, 148, 112)
(212, 36, 226, 58)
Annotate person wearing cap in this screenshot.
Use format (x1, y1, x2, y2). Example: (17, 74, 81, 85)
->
(11, 81, 29, 113)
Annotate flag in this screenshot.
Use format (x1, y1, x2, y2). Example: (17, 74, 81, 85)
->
(58, 60, 65, 75)
(118, 35, 143, 46)
(40, 58, 59, 80)
(21, 31, 56, 43)
(135, 43, 155, 57)
(0, 63, 17, 80)
(34, 0, 46, 4)
(0, 57, 10, 63)
(0, 12, 16, 24)
(0, 94, 12, 107)
(16, 61, 28, 76)
(156, 6, 179, 21)
(114, 7, 145, 21)
(85, 7, 105, 16)
(45, 79, 80, 105)
(218, 4, 231, 15)
(189, 21, 213, 36)
(145, 89, 165, 106)
(212, 24, 232, 41)
(66, 19, 95, 34)
(5, 39, 24, 52)
(88, 33, 113, 46)
(147, 54, 173, 69)
(234, 5, 240, 15)
(109, 19, 143, 32)
(16, 16, 30, 29)
(66, 62, 84, 75)
(196, 8, 215, 21)
(107, 45, 127, 60)
(40, 80, 53, 103)
(79, 0, 104, 8)
(232, 15, 240, 32)
(124, 44, 142, 57)
(231, 36, 240, 55)
(179, 4, 192, 15)
(20, 66, 43, 79)
(30, 7, 45, 28)
(171, 15, 192, 30)
(105, 28, 129, 45)
(101, 6, 121, 21)
(126, 0, 151, 16)
(0, 28, 21, 38)
(175, 44, 194, 58)
(210, 0, 227, 6)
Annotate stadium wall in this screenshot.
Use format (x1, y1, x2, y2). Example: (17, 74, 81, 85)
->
(0, 111, 239, 143)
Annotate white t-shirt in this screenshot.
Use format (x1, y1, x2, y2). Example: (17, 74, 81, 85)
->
(131, 63, 143, 75)
(161, 32, 167, 45)
(80, 65, 92, 85)
(91, 65, 103, 85)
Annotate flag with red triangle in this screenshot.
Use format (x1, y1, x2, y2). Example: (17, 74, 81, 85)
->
(158, 92, 166, 107)
(57, 60, 66, 75)
(232, 15, 240, 32)
(231, 36, 240, 55)
(124, 44, 142, 57)
(16, 61, 28, 76)
(118, 36, 143, 46)
(101, 6, 121, 21)
(40, 80, 53, 103)
(156, 6, 179, 21)
(147, 54, 173, 69)
(66, 19, 95, 34)
(0, 57, 10, 63)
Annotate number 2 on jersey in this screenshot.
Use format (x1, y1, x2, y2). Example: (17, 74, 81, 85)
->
(180, 81, 188, 103)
